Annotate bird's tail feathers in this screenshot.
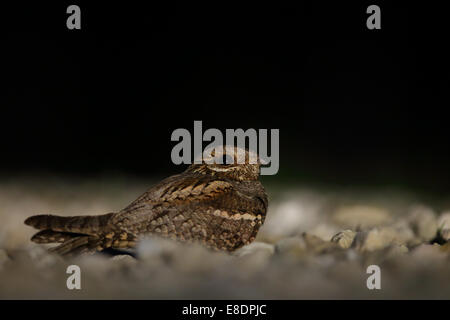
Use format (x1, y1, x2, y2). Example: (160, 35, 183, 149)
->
(25, 213, 113, 256)
(25, 213, 114, 235)
(48, 236, 101, 256)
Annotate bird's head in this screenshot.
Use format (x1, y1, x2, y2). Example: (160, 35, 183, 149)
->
(185, 145, 262, 181)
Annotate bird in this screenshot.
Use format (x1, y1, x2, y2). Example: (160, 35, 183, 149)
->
(24, 146, 268, 256)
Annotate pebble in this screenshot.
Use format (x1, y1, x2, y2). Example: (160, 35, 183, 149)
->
(439, 229, 450, 242)
(308, 224, 340, 242)
(302, 233, 341, 254)
(234, 242, 275, 272)
(332, 205, 392, 229)
(27, 245, 60, 268)
(352, 228, 399, 252)
(438, 212, 450, 230)
(261, 198, 323, 239)
(235, 242, 275, 258)
(275, 236, 307, 257)
(385, 244, 409, 257)
(331, 230, 356, 249)
(361, 244, 409, 266)
(112, 254, 138, 264)
(407, 205, 438, 242)
(137, 237, 179, 260)
(388, 221, 416, 246)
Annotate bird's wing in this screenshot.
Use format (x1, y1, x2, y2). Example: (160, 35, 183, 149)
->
(110, 173, 266, 231)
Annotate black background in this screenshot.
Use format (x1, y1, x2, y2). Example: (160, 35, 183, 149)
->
(2, 2, 448, 191)
(1, 300, 445, 319)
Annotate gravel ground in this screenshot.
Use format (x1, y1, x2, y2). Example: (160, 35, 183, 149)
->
(1, 176, 450, 299)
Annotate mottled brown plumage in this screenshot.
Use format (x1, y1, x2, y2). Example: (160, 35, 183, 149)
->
(25, 146, 268, 256)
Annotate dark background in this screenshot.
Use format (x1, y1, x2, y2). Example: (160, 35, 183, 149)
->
(2, 2, 448, 191)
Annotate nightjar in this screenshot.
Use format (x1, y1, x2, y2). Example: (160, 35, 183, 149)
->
(24, 146, 268, 256)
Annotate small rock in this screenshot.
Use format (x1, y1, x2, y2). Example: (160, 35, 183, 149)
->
(261, 197, 323, 239)
(388, 221, 416, 246)
(234, 242, 275, 258)
(438, 212, 450, 230)
(234, 242, 275, 272)
(352, 227, 399, 252)
(302, 233, 341, 254)
(112, 254, 138, 264)
(173, 244, 230, 274)
(439, 229, 450, 242)
(386, 244, 409, 256)
(361, 244, 408, 265)
(275, 237, 307, 257)
(308, 224, 340, 241)
(137, 237, 179, 260)
(27, 245, 60, 268)
(408, 205, 438, 242)
(332, 205, 392, 229)
(331, 230, 356, 249)
(356, 222, 416, 247)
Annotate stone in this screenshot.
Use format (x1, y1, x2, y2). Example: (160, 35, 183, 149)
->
(388, 221, 416, 246)
(331, 230, 356, 249)
(302, 233, 341, 254)
(260, 197, 323, 240)
(438, 212, 450, 230)
(275, 236, 307, 257)
(308, 224, 340, 242)
(112, 254, 138, 264)
(234, 242, 275, 258)
(361, 244, 409, 266)
(439, 229, 450, 242)
(386, 244, 409, 256)
(352, 227, 401, 252)
(137, 237, 179, 260)
(27, 245, 60, 268)
(407, 205, 438, 242)
(234, 242, 275, 272)
(332, 205, 392, 229)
